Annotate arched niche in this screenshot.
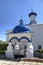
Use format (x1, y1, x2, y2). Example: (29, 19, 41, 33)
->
(9, 37, 20, 45)
(20, 37, 31, 46)
(19, 37, 31, 50)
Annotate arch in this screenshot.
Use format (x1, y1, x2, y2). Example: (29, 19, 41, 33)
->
(20, 37, 31, 42)
(9, 37, 20, 42)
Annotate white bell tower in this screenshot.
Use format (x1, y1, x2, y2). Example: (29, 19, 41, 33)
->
(29, 11, 37, 24)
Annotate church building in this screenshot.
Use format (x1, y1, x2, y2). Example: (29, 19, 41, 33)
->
(5, 11, 43, 58)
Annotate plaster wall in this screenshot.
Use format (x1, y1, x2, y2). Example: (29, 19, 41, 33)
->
(28, 24, 43, 50)
(6, 32, 32, 43)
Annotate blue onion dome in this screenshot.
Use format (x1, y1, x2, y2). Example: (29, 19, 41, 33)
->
(29, 12, 37, 17)
(13, 19, 31, 33)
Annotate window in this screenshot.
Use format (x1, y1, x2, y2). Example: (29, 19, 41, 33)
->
(38, 45, 41, 49)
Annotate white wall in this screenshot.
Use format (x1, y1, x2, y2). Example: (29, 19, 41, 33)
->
(6, 32, 32, 43)
(28, 24, 43, 50)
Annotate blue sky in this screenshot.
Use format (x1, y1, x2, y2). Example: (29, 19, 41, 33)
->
(0, 0, 43, 41)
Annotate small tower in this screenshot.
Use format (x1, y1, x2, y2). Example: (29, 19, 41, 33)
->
(29, 11, 37, 25)
(19, 19, 23, 25)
